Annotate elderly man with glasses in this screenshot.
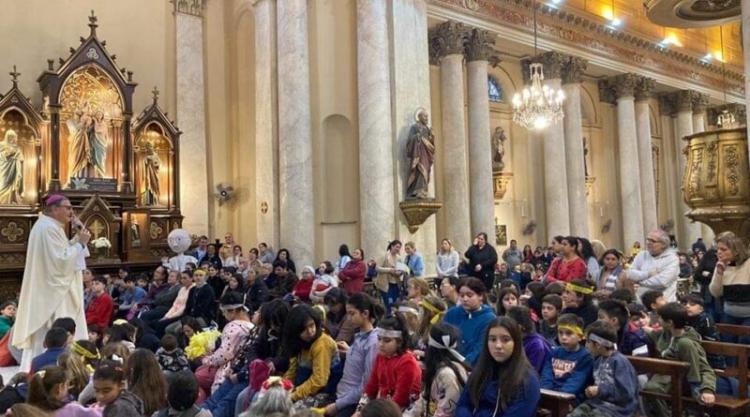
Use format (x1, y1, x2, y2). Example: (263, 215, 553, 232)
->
(623, 229, 680, 302)
(13, 194, 91, 371)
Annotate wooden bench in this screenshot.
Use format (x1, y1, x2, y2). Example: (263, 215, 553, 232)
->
(717, 323, 750, 340)
(630, 342, 750, 417)
(629, 356, 689, 417)
(538, 389, 576, 417)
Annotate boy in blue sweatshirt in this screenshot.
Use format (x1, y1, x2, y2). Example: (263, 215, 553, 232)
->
(568, 320, 639, 417)
(540, 314, 594, 401)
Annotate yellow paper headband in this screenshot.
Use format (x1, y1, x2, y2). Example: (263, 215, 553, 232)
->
(72, 341, 100, 360)
(558, 324, 584, 336)
(565, 282, 593, 295)
(419, 300, 445, 324)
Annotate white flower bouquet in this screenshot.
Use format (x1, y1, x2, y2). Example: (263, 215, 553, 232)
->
(91, 237, 112, 249)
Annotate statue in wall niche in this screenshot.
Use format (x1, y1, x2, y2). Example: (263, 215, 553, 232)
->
(583, 136, 590, 177)
(68, 107, 110, 179)
(491, 126, 507, 172)
(0, 129, 24, 204)
(143, 142, 161, 206)
(406, 108, 436, 200)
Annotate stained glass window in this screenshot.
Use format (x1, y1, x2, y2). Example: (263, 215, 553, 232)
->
(488, 76, 503, 102)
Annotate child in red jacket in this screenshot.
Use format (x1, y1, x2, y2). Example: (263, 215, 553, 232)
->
(357, 312, 421, 413)
(86, 276, 113, 329)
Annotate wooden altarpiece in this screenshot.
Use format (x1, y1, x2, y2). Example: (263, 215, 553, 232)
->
(0, 12, 184, 291)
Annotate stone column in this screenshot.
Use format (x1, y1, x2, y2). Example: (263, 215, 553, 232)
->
(601, 74, 645, 248)
(673, 90, 701, 248)
(465, 28, 495, 238)
(175, 2, 209, 234)
(253, 0, 279, 248)
(433, 21, 471, 251)
(527, 52, 570, 238)
(561, 57, 589, 237)
(357, 0, 396, 261)
(692, 94, 714, 243)
(277, 0, 314, 266)
(635, 77, 658, 236)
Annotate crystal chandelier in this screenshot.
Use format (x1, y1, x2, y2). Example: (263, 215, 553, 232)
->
(512, 0, 565, 130)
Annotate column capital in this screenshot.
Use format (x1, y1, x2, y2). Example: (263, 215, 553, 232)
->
(692, 92, 710, 113)
(522, 51, 567, 80)
(598, 73, 639, 104)
(634, 77, 656, 101)
(561, 56, 588, 85)
(174, 0, 205, 17)
(464, 28, 495, 62)
(429, 21, 468, 63)
(659, 90, 698, 115)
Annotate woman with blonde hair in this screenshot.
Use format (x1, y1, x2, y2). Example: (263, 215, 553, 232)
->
(436, 239, 459, 279)
(709, 231, 750, 343)
(406, 277, 432, 305)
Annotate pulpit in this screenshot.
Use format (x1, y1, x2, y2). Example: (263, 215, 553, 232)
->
(0, 12, 184, 293)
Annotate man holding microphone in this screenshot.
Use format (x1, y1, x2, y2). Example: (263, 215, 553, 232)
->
(13, 194, 91, 371)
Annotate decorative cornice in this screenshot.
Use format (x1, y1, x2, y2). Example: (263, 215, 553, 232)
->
(598, 73, 640, 103)
(174, 0, 204, 17)
(561, 56, 587, 85)
(707, 103, 747, 126)
(464, 28, 494, 62)
(427, 0, 745, 98)
(634, 77, 656, 101)
(430, 21, 468, 61)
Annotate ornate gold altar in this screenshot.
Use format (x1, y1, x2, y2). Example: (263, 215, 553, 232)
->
(0, 12, 183, 289)
(683, 127, 750, 239)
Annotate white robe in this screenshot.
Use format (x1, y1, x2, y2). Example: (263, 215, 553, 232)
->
(13, 213, 89, 371)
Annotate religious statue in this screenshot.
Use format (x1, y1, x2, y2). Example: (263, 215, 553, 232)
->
(131, 220, 141, 248)
(67, 107, 110, 179)
(405, 108, 435, 199)
(583, 137, 589, 177)
(0, 130, 24, 205)
(143, 142, 161, 206)
(491, 126, 507, 172)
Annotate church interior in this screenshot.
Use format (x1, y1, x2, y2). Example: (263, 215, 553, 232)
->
(0, 0, 748, 287)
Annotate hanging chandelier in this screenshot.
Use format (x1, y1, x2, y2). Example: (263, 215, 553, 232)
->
(512, 0, 565, 130)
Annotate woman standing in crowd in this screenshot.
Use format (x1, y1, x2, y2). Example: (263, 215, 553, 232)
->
(335, 245, 352, 274)
(522, 245, 534, 264)
(275, 248, 297, 273)
(596, 249, 625, 293)
(546, 236, 588, 283)
(577, 238, 600, 280)
(375, 240, 405, 314)
(338, 248, 366, 295)
(455, 317, 540, 417)
(709, 231, 750, 343)
(464, 233, 498, 292)
(436, 239, 460, 279)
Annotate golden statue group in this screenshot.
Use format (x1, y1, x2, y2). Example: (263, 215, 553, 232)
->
(67, 107, 110, 179)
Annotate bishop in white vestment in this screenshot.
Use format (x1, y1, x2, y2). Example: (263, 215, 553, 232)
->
(13, 195, 90, 371)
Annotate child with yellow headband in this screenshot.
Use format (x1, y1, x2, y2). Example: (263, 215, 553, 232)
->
(540, 313, 593, 402)
(561, 279, 599, 327)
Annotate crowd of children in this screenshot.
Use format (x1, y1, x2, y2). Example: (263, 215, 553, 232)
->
(0, 230, 747, 417)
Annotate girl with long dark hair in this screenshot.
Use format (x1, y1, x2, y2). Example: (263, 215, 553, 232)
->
(455, 317, 540, 417)
(126, 348, 168, 415)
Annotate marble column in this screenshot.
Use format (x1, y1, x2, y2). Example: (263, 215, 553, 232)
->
(391, 0, 437, 272)
(673, 90, 701, 248)
(277, 0, 314, 266)
(692, 94, 714, 243)
(635, 77, 658, 236)
(465, 28, 495, 238)
(357, 0, 396, 261)
(602, 74, 645, 248)
(175, 3, 209, 234)
(433, 21, 471, 251)
(528, 52, 570, 238)
(253, 0, 279, 248)
(562, 57, 589, 237)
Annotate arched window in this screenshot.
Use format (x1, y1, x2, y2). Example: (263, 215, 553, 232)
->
(488, 76, 503, 102)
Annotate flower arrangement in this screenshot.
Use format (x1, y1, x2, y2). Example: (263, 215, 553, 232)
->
(91, 237, 112, 249)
